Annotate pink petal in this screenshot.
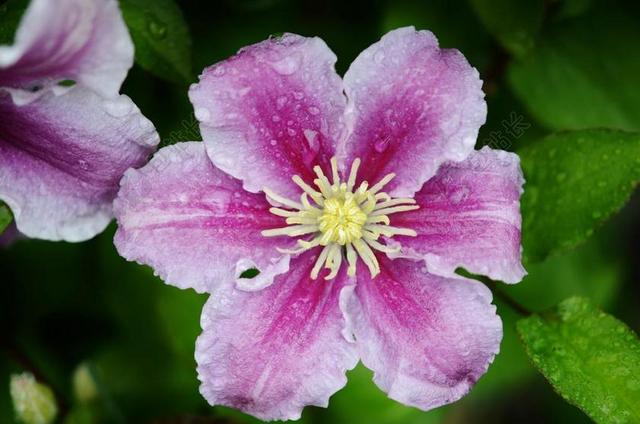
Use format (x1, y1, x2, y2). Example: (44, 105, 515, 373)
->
(392, 147, 526, 284)
(0, 87, 158, 242)
(189, 34, 346, 199)
(114, 142, 296, 294)
(341, 27, 486, 197)
(195, 250, 358, 421)
(344, 255, 502, 411)
(0, 0, 133, 97)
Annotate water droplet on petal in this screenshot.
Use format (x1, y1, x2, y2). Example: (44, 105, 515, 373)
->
(308, 106, 320, 115)
(276, 96, 288, 110)
(304, 129, 319, 151)
(102, 98, 133, 117)
(270, 54, 301, 75)
(293, 91, 304, 100)
(213, 66, 225, 77)
(373, 50, 385, 64)
(78, 159, 89, 171)
(374, 136, 391, 153)
(194, 107, 210, 121)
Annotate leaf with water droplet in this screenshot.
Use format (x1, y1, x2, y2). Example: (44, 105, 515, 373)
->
(119, 0, 192, 84)
(520, 129, 640, 263)
(517, 297, 640, 424)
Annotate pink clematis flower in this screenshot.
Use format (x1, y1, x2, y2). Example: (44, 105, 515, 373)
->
(114, 27, 525, 420)
(0, 0, 159, 241)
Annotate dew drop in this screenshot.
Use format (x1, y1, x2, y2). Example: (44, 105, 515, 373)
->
(270, 54, 301, 75)
(272, 115, 281, 122)
(77, 159, 89, 171)
(304, 129, 319, 151)
(308, 106, 320, 115)
(287, 128, 297, 136)
(270, 139, 278, 146)
(102, 98, 133, 117)
(373, 50, 385, 64)
(276, 96, 288, 110)
(374, 136, 391, 153)
(293, 91, 304, 100)
(194, 107, 210, 121)
(213, 66, 226, 77)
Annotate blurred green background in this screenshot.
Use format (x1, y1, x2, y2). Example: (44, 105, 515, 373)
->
(1, 0, 639, 422)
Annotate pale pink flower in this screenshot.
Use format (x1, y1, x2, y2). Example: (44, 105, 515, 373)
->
(115, 27, 525, 421)
(0, 0, 158, 241)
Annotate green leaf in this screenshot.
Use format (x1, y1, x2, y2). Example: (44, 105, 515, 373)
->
(517, 297, 640, 423)
(509, 4, 640, 131)
(0, 0, 28, 45)
(0, 202, 12, 234)
(119, 0, 192, 84)
(320, 363, 445, 424)
(469, 0, 544, 57)
(520, 129, 640, 263)
(505, 231, 623, 311)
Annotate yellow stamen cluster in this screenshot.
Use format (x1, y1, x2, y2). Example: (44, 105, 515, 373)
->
(261, 157, 418, 280)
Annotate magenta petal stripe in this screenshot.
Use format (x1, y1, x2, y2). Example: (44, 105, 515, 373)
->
(0, 0, 133, 97)
(392, 147, 526, 284)
(341, 26, 487, 197)
(195, 250, 358, 421)
(114, 142, 296, 294)
(0, 87, 158, 241)
(189, 33, 347, 199)
(345, 255, 502, 411)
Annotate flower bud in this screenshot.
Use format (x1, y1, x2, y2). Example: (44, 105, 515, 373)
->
(10, 373, 58, 424)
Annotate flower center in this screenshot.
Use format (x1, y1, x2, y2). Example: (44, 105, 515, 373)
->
(317, 194, 367, 245)
(261, 157, 418, 280)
